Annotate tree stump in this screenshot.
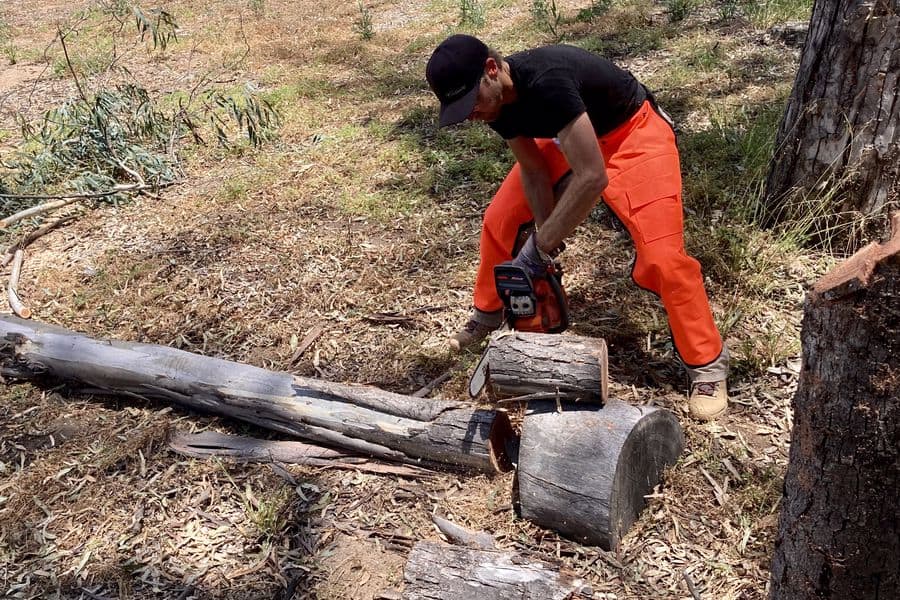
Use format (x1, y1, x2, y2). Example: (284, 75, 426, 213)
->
(480, 332, 608, 404)
(0, 316, 513, 474)
(769, 214, 900, 599)
(402, 541, 592, 599)
(517, 399, 683, 549)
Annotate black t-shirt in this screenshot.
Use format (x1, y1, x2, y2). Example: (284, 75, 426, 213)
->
(488, 45, 646, 140)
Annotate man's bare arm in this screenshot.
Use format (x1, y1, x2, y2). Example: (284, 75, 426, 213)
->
(506, 137, 556, 227)
(534, 112, 607, 253)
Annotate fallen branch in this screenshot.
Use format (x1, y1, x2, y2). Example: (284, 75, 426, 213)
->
(0, 184, 150, 229)
(413, 368, 456, 398)
(289, 324, 324, 365)
(7, 250, 31, 319)
(430, 514, 496, 550)
(169, 430, 433, 478)
(2, 216, 76, 268)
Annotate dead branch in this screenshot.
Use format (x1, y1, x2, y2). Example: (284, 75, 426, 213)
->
(430, 514, 496, 550)
(7, 250, 31, 319)
(2, 216, 76, 268)
(169, 430, 434, 478)
(0, 184, 155, 228)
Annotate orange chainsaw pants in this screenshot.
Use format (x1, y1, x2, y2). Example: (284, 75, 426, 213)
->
(473, 100, 723, 368)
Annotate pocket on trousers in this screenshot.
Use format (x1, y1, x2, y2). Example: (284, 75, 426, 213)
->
(624, 156, 683, 244)
(627, 192, 684, 244)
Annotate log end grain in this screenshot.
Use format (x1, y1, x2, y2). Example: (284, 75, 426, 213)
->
(517, 399, 683, 549)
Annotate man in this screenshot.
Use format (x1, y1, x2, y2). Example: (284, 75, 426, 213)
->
(425, 34, 729, 420)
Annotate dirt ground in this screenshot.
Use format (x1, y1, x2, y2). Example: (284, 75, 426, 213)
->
(1, 0, 822, 598)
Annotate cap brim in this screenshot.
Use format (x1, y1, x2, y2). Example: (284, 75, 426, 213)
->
(438, 85, 479, 127)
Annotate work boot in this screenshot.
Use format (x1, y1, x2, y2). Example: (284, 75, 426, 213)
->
(688, 380, 728, 420)
(449, 309, 503, 352)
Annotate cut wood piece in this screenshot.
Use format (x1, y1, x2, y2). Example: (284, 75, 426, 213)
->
(0, 316, 514, 474)
(517, 399, 683, 549)
(402, 541, 592, 600)
(482, 332, 607, 404)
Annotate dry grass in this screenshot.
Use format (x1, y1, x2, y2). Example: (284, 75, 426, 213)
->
(0, 0, 826, 598)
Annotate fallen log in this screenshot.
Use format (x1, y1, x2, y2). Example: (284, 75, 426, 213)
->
(0, 316, 513, 474)
(476, 332, 607, 404)
(517, 399, 683, 549)
(169, 430, 434, 477)
(402, 540, 592, 600)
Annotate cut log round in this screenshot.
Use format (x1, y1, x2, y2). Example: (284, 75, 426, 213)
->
(517, 399, 683, 549)
(402, 541, 592, 600)
(0, 315, 513, 474)
(483, 332, 608, 404)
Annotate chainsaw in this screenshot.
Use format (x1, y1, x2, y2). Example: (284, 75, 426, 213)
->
(468, 261, 570, 398)
(493, 261, 569, 334)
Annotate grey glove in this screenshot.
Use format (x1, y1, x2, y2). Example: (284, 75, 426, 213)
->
(511, 234, 551, 278)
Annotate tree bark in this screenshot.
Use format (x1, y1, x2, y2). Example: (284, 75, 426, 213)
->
(482, 332, 608, 404)
(0, 316, 513, 474)
(762, 0, 899, 227)
(402, 541, 592, 600)
(517, 399, 683, 549)
(769, 213, 900, 599)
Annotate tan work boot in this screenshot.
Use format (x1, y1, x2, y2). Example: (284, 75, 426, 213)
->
(688, 380, 728, 420)
(449, 309, 503, 352)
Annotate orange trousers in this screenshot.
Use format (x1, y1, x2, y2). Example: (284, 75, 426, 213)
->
(474, 100, 723, 367)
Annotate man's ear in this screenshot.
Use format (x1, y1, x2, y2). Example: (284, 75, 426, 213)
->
(484, 57, 499, 78)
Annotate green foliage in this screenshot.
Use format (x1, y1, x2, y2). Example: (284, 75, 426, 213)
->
(458, 0, 486, 28)
(664, 0, 697, 22)
(717, 0, 742, 21)
(248, 0, 266, 17)
(531, 0, 564, 37)
(0, 18, 16, 65)
(353, 2, 375, 40)
(1, 84, 279, 199)
(132, 6, 178, 51)
(741, 0, 813, 27)
(576, 0, 613, 22)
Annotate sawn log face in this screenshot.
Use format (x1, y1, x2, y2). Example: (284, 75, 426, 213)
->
(517, 399, 683, 549)
(0, 316, 511, 474)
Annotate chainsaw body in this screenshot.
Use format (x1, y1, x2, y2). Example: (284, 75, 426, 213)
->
(494, 262, 569, 334)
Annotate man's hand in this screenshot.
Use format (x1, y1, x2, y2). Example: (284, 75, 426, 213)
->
(511, 233, 551, 277)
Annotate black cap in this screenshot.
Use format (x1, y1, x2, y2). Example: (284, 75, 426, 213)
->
(426, 34, 489, 127)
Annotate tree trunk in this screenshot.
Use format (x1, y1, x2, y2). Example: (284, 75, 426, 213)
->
(0, 316, 513, 474)
(762, 0, 899, 228)
(769, 213, 900, 599)
(517, 399, 683, 550)
(402, 541, 592, 600)
(482, 332, 608, 404)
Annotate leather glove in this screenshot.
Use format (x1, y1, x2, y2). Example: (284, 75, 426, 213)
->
(511, 233, 552, 278)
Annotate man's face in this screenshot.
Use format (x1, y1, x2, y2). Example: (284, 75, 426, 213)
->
(467, 62, 503, 122)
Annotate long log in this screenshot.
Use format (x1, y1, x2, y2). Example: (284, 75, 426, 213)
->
(0, 316, 513, 474)
(482, 332, 607, 404)
(517, 399, 683, 549)
(402, 541, 592, 600)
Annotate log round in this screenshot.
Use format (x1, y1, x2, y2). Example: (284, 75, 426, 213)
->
(517, 399, 683, 549)
(484, 332, 607, 403)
